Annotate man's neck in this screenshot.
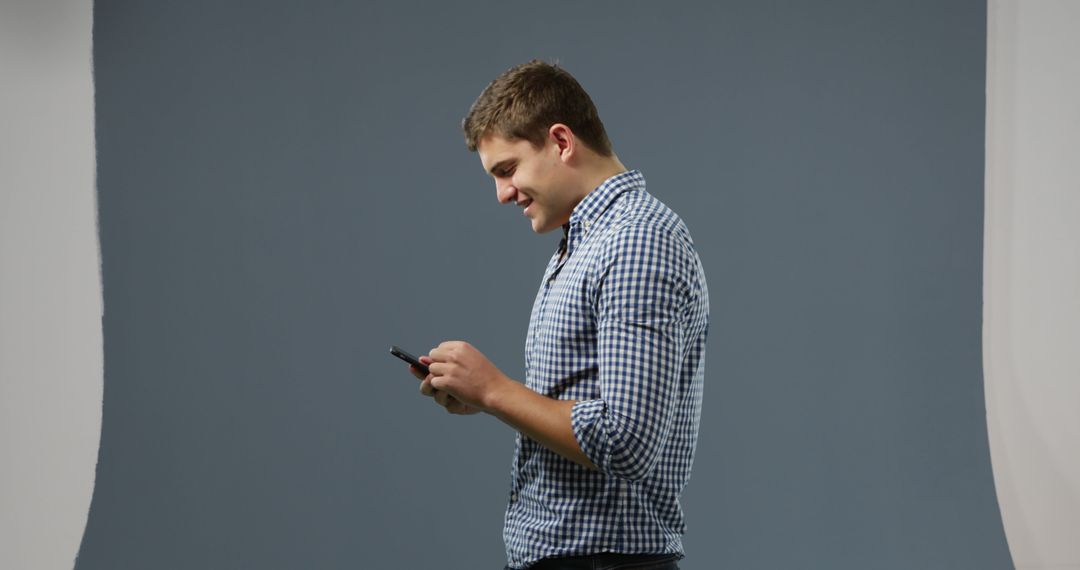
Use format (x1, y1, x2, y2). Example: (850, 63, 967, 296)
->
(576, 155, 629, 203)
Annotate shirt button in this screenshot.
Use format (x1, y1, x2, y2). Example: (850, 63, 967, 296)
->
(510, 492, 519, 502)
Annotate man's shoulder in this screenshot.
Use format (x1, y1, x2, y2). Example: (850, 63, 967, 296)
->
(586, 190, 707, 307)
(600, 189, 696, 253)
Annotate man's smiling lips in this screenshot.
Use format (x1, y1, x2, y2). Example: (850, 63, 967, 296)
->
(519, 198, 533, 216)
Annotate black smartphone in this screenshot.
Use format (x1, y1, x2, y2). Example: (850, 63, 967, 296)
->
(390, 345, 429, 376)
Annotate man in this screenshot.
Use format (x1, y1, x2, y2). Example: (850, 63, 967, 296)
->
(407, 60, 709, 570)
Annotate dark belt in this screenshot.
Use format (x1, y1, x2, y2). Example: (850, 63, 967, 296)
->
(527, 552, 680, 570)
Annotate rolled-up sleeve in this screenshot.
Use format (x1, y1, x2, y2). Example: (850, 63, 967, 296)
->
(571, 223, 693, 481)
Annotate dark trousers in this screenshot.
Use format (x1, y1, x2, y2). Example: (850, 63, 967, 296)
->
(508, 552, 681, 570)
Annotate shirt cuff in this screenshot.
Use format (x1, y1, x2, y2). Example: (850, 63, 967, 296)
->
(571, 399, 609, 473)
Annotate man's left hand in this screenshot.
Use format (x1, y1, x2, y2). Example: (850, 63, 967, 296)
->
(427, 341, 509, 413)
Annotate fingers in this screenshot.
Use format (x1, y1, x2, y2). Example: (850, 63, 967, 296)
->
(410, 355, 435, 381)
(419, 377, 436, 397)
(445, 399, 466, 415)
(416, 350, 465, 414)
(419, 377, 466, 413)
(440, 393, 471, 414)
(447, 396, 479, 415)
(428, 343, 455, 362)
(433, 390, 451, 407)
(419, 377, 449, 405)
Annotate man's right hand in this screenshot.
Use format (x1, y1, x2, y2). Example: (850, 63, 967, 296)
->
(411, 355, 482, 415)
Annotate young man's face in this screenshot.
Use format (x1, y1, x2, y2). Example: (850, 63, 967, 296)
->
(477, 132, 577, 234)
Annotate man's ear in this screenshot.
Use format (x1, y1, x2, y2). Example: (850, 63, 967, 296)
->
(548, 124, 574, 162)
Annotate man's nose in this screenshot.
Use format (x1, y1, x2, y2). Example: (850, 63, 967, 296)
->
(497, 183, 518, 205)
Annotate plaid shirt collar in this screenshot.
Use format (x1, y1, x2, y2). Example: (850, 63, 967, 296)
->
(569, 169, 645, 228)
(560, 169, 645, 257)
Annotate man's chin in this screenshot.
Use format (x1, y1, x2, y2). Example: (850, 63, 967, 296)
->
(530, 219, 556, 234)
(526, 211, 566, 234)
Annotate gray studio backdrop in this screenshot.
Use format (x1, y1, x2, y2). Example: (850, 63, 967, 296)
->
(79, 1, 1010, 569)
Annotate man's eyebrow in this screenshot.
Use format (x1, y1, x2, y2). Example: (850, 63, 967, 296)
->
(487, 159, 514, 176)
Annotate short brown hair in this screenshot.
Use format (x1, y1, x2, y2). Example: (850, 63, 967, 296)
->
(462, 60, 613, 156)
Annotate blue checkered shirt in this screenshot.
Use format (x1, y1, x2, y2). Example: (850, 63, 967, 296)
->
(504, 170, 709, 569)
